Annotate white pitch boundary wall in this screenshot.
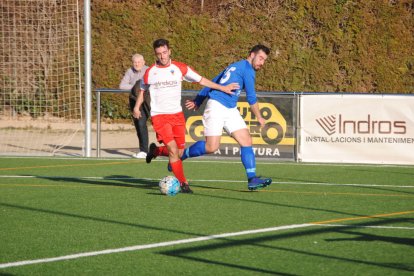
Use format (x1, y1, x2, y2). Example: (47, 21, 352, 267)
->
(298, 94, 414, 165)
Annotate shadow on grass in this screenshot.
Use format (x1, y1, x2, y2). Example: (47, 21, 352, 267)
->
(356, 184, 414, 196)
(0, 201, 202, 238)
(158, 218, 414, 274)
(31, 174, 400, 220)
(349, 167, 414, 178)
(34, 174, 158, 190)
(47, 144, 136, 158)
(189, 183, 377, 219)
(325, 229, 414, 246)
(256, 173, 414, 196)
(99, 148, 134, 158)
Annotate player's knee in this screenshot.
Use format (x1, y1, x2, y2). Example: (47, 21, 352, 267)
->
(240, 140, 252, 147)
(168, 150, 180, 161)
(205, 143, 219, 153)
(238, 135, 252, 147)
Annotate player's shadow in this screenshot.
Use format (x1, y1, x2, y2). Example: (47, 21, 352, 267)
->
(191, 179, 414, 222)
(325, 229, 414, 246)
(188, 182, 375, 219)
(350, 167, 414, 177)
(35, 174, 376, 218)
(158, 217, 414, 274)
(34, 174, 159, 190)
(262, 174, 414, 196)
(355, 183, 414, 195)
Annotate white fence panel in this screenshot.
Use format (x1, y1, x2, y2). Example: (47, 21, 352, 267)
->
(299, 94, 414, 165)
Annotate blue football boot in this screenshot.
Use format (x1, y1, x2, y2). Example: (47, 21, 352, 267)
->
(248, 176, 272, 191)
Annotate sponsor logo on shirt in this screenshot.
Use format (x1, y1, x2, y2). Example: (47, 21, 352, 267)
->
(153, 80, 179, 89)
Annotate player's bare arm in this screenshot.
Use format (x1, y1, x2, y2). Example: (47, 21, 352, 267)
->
(199, 77, 239, 95)
(132, 90, 144, 119)
(250, 102, 265, 128)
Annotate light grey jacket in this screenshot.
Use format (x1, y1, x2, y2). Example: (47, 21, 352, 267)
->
(119, 65, 149, 90)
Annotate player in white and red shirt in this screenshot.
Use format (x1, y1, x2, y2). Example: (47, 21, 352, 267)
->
(133, 38, 239, 193)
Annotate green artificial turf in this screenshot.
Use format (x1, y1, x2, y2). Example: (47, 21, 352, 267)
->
(1, 157, 413, 275)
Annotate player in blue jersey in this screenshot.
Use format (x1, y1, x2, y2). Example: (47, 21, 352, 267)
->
(178, 44, 272, 191)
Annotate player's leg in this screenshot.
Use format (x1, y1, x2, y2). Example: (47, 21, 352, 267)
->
(146, 143, 169, 163)
(231, 128, 256, 178)
(180, 135, 220, 160)
(227, 110, 272, 190)
(167, 138, 205, 171)
(146, 114, 172, 163)
(165, 139, 186, 182)
(168, 135, 219, 173)
(151, 114, 191, 193)
(171, 112, 193, 193)
(181, 99, 224, 161)
(146, 142, 170, 163)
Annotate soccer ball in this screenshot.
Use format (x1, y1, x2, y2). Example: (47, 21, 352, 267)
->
(159, 176, 181, 196)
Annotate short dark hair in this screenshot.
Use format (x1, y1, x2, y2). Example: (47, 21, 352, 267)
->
(249, 44, 270, 55)
(153, 38, 169, 50)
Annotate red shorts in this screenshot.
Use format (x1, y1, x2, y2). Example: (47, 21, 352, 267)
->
(151, 112, 186, 149)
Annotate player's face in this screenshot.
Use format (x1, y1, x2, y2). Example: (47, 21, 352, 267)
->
(155, 45, 171, 66)
(251, 50, 268, 71)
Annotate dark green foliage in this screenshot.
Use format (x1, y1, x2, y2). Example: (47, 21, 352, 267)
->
(90, 0, 414, 118)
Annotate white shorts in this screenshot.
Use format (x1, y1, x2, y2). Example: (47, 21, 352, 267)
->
(203, 99, 247, 136)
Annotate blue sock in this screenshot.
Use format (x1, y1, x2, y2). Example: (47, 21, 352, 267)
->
(241, 146, 256, 180)
(181, 141, 206, 160)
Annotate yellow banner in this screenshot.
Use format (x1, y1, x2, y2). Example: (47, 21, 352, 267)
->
(185, 101, 294, 146)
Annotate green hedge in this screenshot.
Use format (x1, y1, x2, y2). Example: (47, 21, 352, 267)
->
(90, 0, 414, 119)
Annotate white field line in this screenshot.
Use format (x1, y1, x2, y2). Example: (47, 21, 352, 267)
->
(2, 221, 413, 269)
(0, 223, 313, 269)
(1, 175, 413, 189)
(1, 155, 414, 169)
(150, 159, 414, 169)
(317, 224, 414, 230)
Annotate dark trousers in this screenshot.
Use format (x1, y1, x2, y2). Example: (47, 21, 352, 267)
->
(129, 96, 149, 153)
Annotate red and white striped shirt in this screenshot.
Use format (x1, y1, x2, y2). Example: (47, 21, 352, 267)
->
(141, 60, 202, 116)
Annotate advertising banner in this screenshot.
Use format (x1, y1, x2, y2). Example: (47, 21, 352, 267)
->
(182, 92, 296, 160)
(299, 94, 414, 164)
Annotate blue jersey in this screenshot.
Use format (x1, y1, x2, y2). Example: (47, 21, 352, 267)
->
(194, 60, 257, 108)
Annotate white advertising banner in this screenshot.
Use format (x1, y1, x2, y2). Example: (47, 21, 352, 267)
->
(299, 94, 414, 164)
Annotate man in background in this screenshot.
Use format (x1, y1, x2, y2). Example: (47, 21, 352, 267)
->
(120, 54, 149, 159)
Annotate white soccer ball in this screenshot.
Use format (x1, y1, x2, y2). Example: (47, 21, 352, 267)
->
(159, 176, 180, 196)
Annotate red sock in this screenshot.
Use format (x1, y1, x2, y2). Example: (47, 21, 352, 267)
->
(170, 159, 187, 184)
(155, 145, 169, 157)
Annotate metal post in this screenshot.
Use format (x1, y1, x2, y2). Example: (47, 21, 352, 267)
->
(96, 90, 101, 157)
(295, 92, 301, 163)
(84, 0, 92, 157)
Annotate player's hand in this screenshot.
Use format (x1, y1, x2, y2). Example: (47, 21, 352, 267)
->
(222, 82, 240, 95)
(133, 108, 141, 119)
(185, 100, 198, 111)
